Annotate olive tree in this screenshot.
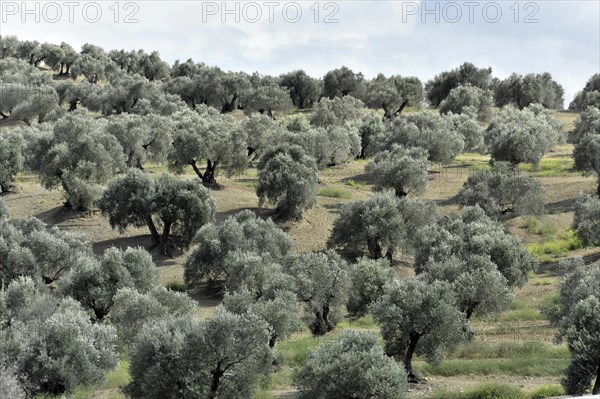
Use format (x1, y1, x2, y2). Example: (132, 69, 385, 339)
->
(242, 113, 286, 159)
(572, 106, 600, 196)
(99, 170, 216, 255)
(294, 331, 408, 399)
(371, 278, 466, 382)
(0, 83, 61, 125)
(358, 110, 386, 158)
(569, 74, 600, 111)
(109, 286, 197, 347)
(439, 84, 493, 122)
(573, 195, 600, 246)
(0, 215, 92, 285)
(414, 206, 538, 288)
(0, 132, 24, 192)
(379, 112, 464, 163)
(222, 252, 300, 348)
(322, 66, 364, 99)
(347, 257, 395, 319)
(256, 145, 318, 220)
(328, 191, 437, 260)
(494, 72, 565, 109)
(555, 259, 600, 395)
(59, 247, 158, 320)
(484, 104, 564, 166)
(28, 111, 125, 210)
(106, 113, 174, 169)
(310, 95, 365, 127)
(0, 358, 25, 399)
(445, 112, 485, 152)
(246, 83, 293, 118)
(457, 162, 545, 219)
(418, 254, 513, 320)
(284, 125, 361, 169)
(184, 210, 292, 286)
(364, 74, 423, 119)
(365, 144, 429, 197)
(283, 250, 351, 335)
(169, 107, 247, 187)
(125, 309, 271, 399)
(1, 296, 118, 396)
(425, 62, 493, 106)
(280, 70, 320, 109)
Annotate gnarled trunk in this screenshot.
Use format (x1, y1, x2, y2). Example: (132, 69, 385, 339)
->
(208, 368, 224, 399)
(310, 304, 335, 335)
(367, 237, 383, 259)
(404, 332, 421, 383)
(159, 221, 172, 256)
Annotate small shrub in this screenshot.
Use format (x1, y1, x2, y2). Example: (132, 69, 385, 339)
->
(527, 384, 564, 399)
(165, 280, 187, 292)
(345, 179, 365, 189)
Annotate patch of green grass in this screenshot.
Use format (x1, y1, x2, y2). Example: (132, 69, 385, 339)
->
(527, 230, 584, 258)
(318, 187, 352, 199)
(419, 357, 568, 377)
(274, 333, 336, 367)
(345, 179, 365, 189)
(452, 340, 567, 360)
(100, 359, 131, 390)
(521, 218, 557, 240)
(165, 280, 187, 292)
(338, 314, 377, 329)
(519, 157, 574, 176)
(429, 383, 526, 399)
(527, 384, 564, 399)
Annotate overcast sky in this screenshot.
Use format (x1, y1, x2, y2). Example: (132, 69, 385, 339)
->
(2, 0, 599, 104)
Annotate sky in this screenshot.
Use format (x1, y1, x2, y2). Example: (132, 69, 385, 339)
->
(1, 0, 599, 105)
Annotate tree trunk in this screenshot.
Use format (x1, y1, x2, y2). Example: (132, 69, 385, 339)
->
(202, 159, 219, 188)
(93, 306, 107, 321)
(190, 160, 204, 181)
(159, 221, 172, 256)
(208, 369, 223, 399)
(404, 332, 421, 383)
(268, 334, 278, 349)
(367, 237, 383, 259)
(310, 304, 335, 335)
(145, 215, 160, 246)
(395, 187, 408, 198)
(593, 362, 600, 395)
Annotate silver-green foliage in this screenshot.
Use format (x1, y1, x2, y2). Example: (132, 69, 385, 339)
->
(256, 145, 318, 220)
(371, 278, 466, 381)
(414, 206, 537, 288)
(0, 132, 24, 192)
(556, 259, 600, 395)
(484, 104, 564, 166)
(457, 162, 545, 219)
(366, 144, 429, 197)
(294, 331, 408, 399)
(283, 250, 350, 335)
(59, 247, 158, 320)
(109, 286, 196, 347)
(184, 209, 292, 286)
(0, 215, 92, 285)
(125, 308, 271, 399)
(439, 84, 493, 122)
(1, 289, 117, 396)
(346, 257, 394, 319)
(328, 191, 437, 260)
(380, 112, 465, 163)
(573, 195, 600, 246)
(27, 111, 125, 210)
(572, 106, 600, 196)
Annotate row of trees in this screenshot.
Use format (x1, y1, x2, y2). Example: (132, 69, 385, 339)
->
(4, 35, 591, 124)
